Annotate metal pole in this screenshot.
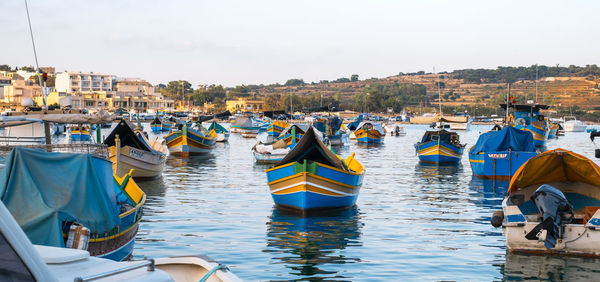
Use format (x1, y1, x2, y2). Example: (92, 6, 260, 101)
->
(24, 0, 45, 107)
(505, 83, 510, 126)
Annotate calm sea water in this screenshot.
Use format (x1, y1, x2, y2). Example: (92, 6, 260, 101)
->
(124, 124, 600, 281)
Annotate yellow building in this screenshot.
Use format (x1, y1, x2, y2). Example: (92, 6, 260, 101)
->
(226, 98, 264, 113)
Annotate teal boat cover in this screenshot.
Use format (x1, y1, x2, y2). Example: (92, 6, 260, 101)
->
(0, 147, 121, 247)
(471, 126, 535, 154)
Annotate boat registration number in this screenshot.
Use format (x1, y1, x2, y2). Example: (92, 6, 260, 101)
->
(488, 153, 507, 159)
(129, 149, 145, 160)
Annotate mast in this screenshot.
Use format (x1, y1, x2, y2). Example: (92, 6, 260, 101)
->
(24, 0, 46, 107)
(435, 67, 442, 117)
(535, 65, 538, 103)
(505, 83, 510, 126)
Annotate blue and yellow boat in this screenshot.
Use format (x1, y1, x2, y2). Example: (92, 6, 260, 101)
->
(150, 117, 173, 132)
(503, 103, 550, 147)
(69, 125, 91, 141)
(267, 121, 288, 138)
(353, 121, 385, 144)
(277, 124, 306, 147)
(415, 129, 465, 164)
(0, 147, 145, 261)
(266, 127, 364, 213)
(469, 126, 537, 180)
(165, 124, 216, 157)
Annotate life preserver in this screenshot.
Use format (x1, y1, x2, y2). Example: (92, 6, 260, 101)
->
(537, 115, 545, 121)
(508, 114, 514, 123)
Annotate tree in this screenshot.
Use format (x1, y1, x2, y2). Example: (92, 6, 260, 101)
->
(164, 80, 193, 100)
(21, 66, 35, 72)
(350, 74, 359, 82)
(0, 65, 11, 71)
(284, 78, 305, 86)
(29, 75, 55, 87)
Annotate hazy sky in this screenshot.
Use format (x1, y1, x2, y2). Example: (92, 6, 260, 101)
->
(2, 1, 599, 86)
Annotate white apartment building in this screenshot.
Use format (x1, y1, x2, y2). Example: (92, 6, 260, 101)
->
(55, 72, 113, 94)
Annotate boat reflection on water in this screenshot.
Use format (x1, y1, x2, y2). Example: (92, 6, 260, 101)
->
(138, 176, 167, 198)
(165, 153, 215, 167)
(414, 162, 463, 183)
(468, 177, 509, 196)
(500, 252, 600, 281)
(264, 207, 363, 279)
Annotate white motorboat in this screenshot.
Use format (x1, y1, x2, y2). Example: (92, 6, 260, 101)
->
(497, 149, 600, 257)
(562, 116, 587, 132)
(384, 124, 406, 136)
(0, 199, 241, 282)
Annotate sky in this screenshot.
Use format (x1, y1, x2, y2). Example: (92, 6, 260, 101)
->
(2, 0, 599, 87)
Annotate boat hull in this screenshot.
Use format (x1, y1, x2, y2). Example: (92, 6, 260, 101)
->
(415, 140, 463, 164)
(354, 129, 384, 144)
(469, 151, 537, 180)
(165, 129, 216, 157)
(215, 132, 230, 142)
(266, 161, 363, 212)
(70, 131, 91, 141)
(514, 123, 548, 147)
(110, 146, 165, 181)
(253, 151, 286, 164)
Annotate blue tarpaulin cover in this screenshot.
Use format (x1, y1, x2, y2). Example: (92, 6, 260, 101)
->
(471, 126, 535, 154)
(0, 147, 121, 247)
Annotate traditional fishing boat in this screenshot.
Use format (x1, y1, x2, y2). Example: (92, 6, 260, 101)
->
(385, 123, 406, 136)
(265, 127, 364, 213)
(353, 121, 385, 144)
(165, 124, 216, 157)
(0, 147, 145, 261)
(548, 122, 559, 139)
(252, 139, 290, 164)
(496, 149, 600, 257)
(267, 121, 289, 138)
(69, 124, 91, 141)
(415, 128, 465, 164)
(208, 121, 230, 142)
(0, 200, 241, 281)
(150, 117, 173, 132)
(230, 116, 263, 137)
(277, 124, 308, 147)
(313, 117, 349, 146)
(469, 126, 537, 180)
(503, 103, 550, 148)
(103, 120, 166, 181)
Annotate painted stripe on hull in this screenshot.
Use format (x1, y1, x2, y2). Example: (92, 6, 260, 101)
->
(415, 141, 463, 164)
(272, 191, 358, 211)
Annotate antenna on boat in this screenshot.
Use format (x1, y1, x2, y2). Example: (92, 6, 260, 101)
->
(435, 67, 442, 117)
(24, 0, 46, 108)
(535, 64, 538, 104)
(505, 83, 510, 126)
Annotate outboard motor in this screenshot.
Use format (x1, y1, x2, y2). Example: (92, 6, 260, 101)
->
(525, 184, 574, 248)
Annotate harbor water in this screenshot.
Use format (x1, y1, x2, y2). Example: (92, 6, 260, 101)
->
(59, 124, 600, 280)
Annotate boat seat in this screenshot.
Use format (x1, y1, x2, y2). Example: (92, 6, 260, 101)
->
(34, 245, 89, 264)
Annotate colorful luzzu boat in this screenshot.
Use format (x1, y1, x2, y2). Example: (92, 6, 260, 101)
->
(498, 149, 600, 257)
(469, 126, 538, 180)
(150, 117, 173, 132)
(230, 116, 263, 136)
(415, 129, 465, 164)
(267, 121, 289, 138)
(0, 147, 145, 261)
(277, 124, 307, 147)
(69, 125, 91, 141)
(313, 117, 349, 146)
(165, 124, 216, 157)
(503, 104, 550, 148)
(266, 127, 364, 213)
(548, 122, 559, 139)
(353, 121, 385, 144)
(208, 121, 230, 142)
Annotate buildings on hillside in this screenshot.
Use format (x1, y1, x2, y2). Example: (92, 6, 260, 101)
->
(226, 98, 265, 113)
(0, 69, 175, 112)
